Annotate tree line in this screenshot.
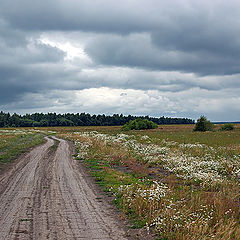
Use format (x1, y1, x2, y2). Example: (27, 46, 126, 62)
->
(0, 111, 195, 127)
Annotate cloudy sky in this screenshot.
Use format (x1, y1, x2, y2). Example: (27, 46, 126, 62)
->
(0, 0, 240, 121)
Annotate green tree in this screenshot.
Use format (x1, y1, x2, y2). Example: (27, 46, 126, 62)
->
(193, 116, 214, 132)
(39, 119, 49, 127)
(0, 111, 195, 128)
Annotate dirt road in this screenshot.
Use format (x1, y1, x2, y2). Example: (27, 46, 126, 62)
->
(0, 137, 129, 240)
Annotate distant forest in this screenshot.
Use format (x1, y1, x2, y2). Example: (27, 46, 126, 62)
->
(0, 111, 194, 127)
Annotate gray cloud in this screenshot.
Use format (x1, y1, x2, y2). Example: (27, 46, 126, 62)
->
(0, 0, 159, 33)
(85, 32, 240, 76)
(0, 0, 240, 121)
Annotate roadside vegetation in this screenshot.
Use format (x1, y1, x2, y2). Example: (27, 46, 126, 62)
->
(52, 124, 240, 239)
(0, 129, 45, 170)
(2, 124, 240, 239)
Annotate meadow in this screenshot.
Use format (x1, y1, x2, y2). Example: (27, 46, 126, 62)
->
(1, 124, 240, 239)
(53, 124, 240, 240)
(0, 129, 45, 173)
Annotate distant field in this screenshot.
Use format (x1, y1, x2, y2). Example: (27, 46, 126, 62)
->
(2, 124, 240, 239)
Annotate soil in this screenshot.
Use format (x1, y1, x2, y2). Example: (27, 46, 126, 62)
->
(0, 137, 150, 240)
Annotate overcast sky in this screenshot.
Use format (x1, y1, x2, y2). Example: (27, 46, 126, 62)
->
(0, 0, 240, 121)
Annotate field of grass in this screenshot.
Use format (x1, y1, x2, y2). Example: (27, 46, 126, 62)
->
(0, 129, 46, 170)
(2, 124, 240, 239)
(48, 124, 240, 240)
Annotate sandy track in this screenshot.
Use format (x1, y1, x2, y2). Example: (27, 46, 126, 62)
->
(0, 137, 128, 240)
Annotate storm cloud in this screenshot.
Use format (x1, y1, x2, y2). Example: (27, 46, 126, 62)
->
(0, 0, 240, 121)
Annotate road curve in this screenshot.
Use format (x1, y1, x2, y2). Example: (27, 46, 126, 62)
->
(0, 137, 128, 240)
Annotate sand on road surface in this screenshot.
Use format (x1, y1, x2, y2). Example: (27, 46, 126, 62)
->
(0, 137, 129, 240)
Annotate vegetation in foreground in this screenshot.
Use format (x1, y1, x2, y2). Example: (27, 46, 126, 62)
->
(2, 124, 240, 239)
(52, 124, 240, 239)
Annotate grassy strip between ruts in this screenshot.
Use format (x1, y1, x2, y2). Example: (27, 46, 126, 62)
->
(0, 129, 45, 166)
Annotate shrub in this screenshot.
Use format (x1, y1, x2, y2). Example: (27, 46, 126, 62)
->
(193, 116, 214, 132)
(220, 123, 235, 131)
(122, 118, 158, 131)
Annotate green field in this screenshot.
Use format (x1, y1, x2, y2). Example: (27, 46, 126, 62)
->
(1, 124, 240, 239)
(0, 129, 45, 170)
